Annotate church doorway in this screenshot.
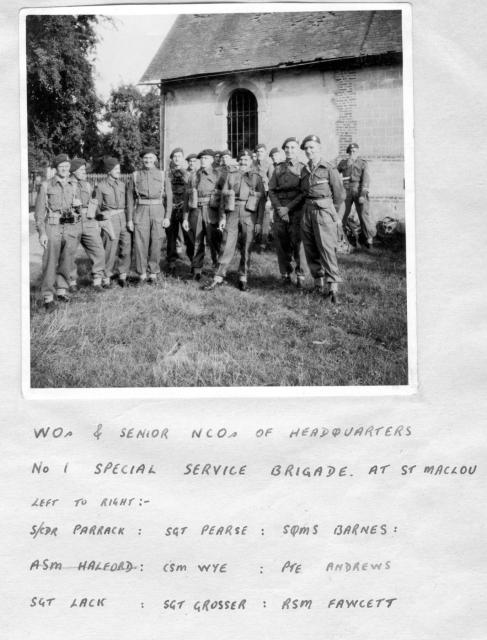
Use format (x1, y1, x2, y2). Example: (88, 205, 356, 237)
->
(227, 89, 258, 158)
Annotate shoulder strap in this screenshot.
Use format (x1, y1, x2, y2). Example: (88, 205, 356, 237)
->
(160, 170, 164, 197)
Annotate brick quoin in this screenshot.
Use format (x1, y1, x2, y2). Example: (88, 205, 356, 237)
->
(334, 70, 357, 154)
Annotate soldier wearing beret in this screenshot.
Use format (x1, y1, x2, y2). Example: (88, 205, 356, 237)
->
(269, 147, 281, 168)
(186, 153, 199, 175)
(68, 158, 106, 292)
(337, 142, 374, 249)
(298, 135, 345, 303)
(268, 137, 306, 287)
(165, 147, 194, 276)
(212, 151, 222, 173)
(215, 149, 234, 189)
(182, 149, 221, 280)
(204, 149, 265, 292)
(95, 157, 132, 288)
(219, 149, 233, 173)
(34, 153, 82, 310)
(126, 147, 172, 285)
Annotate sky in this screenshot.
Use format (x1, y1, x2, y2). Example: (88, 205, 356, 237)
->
(93, 15, 178, 99)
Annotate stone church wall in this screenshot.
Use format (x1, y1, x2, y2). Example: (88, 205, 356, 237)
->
(163, 63, 405, 220)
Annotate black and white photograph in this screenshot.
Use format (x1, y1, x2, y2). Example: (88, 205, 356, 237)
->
(4, 3, 487, 639)
(23, 3, 414, 391)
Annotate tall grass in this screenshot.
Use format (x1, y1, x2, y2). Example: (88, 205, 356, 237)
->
(30, 243, 408, 388)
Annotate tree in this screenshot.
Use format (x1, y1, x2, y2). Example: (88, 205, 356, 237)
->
(26, 15, 103, 170)
(102, 84, 160, 173)
(139, 88, 160, 150)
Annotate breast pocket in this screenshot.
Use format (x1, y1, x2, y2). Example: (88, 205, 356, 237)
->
(98, 184, 111, 208)
(46, 187, 62, 211)
(239, 181, 251, 201)
(150, 175, 163, 198)
(283, 173, 299, 189)
(117, 187, 126, 209)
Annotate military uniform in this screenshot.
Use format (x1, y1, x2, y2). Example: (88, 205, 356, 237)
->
(299, 158, 344, 287)
(69, 170, 105, 289)
(183, 165, 221, 276)
(253, 156, 274, 192)
(34, 172, 82, 302)
(253, 156, 274, 244)
(166, 166, 193, 268)
(337, 150, 374, 245)
(95, 175, 132, 285)
(127, 167, 172, 280)
(215, 166, 265, 285)
(268, 158, 305, 283)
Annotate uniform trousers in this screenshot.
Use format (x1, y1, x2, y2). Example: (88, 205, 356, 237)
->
(342, 188, 375, 244)
(301, 199, 342, 283)
(133, 204, 164, 276)
(101, 211, 132, 278)
(70, 216, 105, 283)
(41, 220, 82, 298)
(189, 205, 220, 273)
(260, 200, 272, 240)
(216, 203, 255, 281)
(274, 210, 305, 278)
(166, 205, 194, 266)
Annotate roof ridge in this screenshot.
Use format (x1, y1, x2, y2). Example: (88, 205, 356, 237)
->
(140, 11, 402, 84)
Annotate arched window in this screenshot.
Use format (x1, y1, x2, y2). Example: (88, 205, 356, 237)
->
(227, 89, 258, 158)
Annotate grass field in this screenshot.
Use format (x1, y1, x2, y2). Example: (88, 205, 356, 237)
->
(29, 229, 408, 388)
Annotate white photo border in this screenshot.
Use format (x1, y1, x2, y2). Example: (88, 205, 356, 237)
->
(20, 2, 416, 399)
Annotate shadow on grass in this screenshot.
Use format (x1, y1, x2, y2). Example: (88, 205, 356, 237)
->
(29, 242, 409, 388)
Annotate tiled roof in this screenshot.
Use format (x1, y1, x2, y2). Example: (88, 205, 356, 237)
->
(140, 10, 402, 83)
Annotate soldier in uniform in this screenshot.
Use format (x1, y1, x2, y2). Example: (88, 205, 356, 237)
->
(269, 147, 281, 168)
(253, 143, 274, 188)
(165, 147, 193, 276)
(299, 135, 345, 303)
(182, 149, 221, 280)
(34, 153, 82, 310)
(268, 137, 306, 288)
(213, 151, 222, 172)
(186, 153, 199, 174)
(215, 149, 234, 187)
(219, 149, 233, 173)
(95, 157, 132, 288)
(126, 148, 172, 285)
(203, 149, 265, 292)
(68, 158, 106, 292)
(337, 142, 374, 249)
(253, 143, 275, 249)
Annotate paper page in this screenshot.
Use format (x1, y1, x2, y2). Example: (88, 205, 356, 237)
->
(1, 1, 487, 639)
